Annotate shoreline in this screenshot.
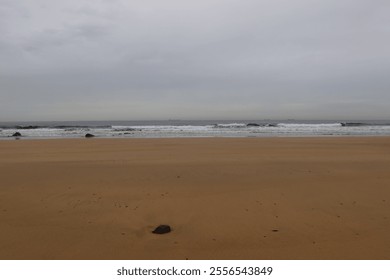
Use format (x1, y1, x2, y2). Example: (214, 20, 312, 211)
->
(1, 137, 390, 259)
(3, 133, 390, 141)
(2, 120, 390, 139)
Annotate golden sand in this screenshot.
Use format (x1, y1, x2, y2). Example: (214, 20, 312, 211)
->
(0, 137, 389, 259)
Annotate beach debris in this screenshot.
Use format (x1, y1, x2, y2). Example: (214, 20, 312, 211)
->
(272, 229, 279, 232)
(12, 132, 22, 137)
(152, 225, 171, 234)
(85, 133, 95, 138)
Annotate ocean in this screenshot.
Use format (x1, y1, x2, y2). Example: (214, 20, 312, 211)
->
(1, 120, 390, 139)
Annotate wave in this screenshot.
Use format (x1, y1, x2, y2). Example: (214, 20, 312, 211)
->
(53, 125, 111, 129)
(16, 125, 42, 129)
(112, 126, 141, 132)
(341, 122, 367, 127)
(276, 123, 342, 128)
(213, 123, 247, 128)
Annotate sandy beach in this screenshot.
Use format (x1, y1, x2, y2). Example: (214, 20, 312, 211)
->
(0, 137, 389, 260)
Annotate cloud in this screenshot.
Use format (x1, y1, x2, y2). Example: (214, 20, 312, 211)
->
(1, 0, 390, 121)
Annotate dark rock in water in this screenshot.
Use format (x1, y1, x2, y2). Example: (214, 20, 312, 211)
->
(85, 133, 95, 138)
(266, 123, 278, 127)
(152, 225, 171, 234)
(246, 123, 260, 127)
(12, 132, 22, 137)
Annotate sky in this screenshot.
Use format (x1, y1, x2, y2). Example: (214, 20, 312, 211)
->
(1, 0, 390, 121)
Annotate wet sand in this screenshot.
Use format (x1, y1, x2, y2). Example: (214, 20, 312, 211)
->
(0, 137, 389, 259)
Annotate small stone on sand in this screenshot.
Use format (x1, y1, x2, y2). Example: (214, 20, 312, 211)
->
(152, 225, 171, 234)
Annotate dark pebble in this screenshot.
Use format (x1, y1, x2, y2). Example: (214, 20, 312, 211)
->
(152, 225, 171, 234)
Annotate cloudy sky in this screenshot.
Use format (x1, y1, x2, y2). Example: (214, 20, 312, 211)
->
(1, 0, 389, 121)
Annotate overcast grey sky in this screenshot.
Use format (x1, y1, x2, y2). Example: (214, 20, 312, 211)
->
(1, 0, 390, 121)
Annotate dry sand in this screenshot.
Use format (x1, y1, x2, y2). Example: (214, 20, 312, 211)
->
(0, 137, 389, 259)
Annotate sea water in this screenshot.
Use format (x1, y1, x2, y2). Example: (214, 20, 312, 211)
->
(1, 120, 390, 139)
